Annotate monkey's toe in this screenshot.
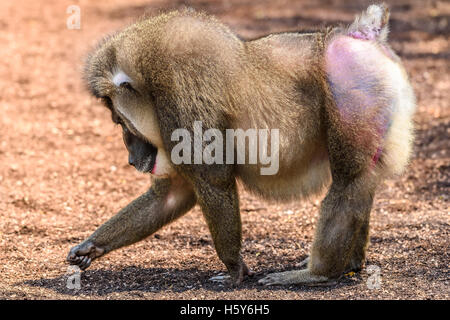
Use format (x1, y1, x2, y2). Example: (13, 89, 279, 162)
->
(67, 241, 104, 270)
(209, 274, 230, 283)
(258, 269, 329, 286)
(295, 256, 310, 268)
(77, 256, 92, 270)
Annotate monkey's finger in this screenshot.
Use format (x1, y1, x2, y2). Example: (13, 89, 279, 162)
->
(84, 257, 92, 269)
(67, 253, 82, 264)
(79, 256, 91, 270)
(295, 256, 309, 268)
(67, 252, 76, 261)
(78, 256, 87, 269)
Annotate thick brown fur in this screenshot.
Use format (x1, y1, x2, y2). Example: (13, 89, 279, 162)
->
(68, 5, 415, 286)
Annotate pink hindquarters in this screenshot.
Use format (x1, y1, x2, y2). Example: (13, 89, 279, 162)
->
(325, 36, 394, 161)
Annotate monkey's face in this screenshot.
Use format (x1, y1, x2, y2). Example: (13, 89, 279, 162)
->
(120, 123, 158, 173)
(92, 67, 174, 177)
(107, 100, 161, 174)
(106, 81, 159, 174)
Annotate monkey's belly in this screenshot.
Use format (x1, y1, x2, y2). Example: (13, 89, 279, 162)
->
(237, 148, 331, 201)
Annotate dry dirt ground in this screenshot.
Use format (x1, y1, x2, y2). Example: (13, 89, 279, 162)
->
(0, 0, 448, 300)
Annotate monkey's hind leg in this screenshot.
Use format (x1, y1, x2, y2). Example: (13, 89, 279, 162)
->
(260, 5, 396, 285)
(259, 171, 376, 286)
(67, 176, 196, 270)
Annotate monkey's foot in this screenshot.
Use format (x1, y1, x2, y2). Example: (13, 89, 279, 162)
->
(258, 269, 331, 286)
(296, 255, 364, 274)
(228, 261, 254, 286)
(67, 241, 105, 270)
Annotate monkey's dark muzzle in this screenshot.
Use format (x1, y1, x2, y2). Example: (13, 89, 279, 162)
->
(125, 131, 158, 174)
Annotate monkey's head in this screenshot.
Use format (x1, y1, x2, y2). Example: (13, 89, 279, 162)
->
(84, 11, 238, 178)
(84, 23, 176, 177)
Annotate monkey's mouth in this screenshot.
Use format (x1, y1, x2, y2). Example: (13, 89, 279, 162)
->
(143, 146, 158, 174)
(134, 142, 158, 174)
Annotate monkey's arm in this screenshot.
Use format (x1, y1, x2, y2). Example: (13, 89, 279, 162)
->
(67, 176, 196, 269)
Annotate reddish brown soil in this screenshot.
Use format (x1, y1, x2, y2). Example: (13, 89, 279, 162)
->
(0, 0, 448, 300)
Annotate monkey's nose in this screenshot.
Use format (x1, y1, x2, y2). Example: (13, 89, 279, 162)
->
(128, 155, 136, 167)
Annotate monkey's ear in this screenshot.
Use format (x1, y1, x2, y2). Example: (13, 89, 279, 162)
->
(101, 96, 113, 110)
(111, 112, 121, 125)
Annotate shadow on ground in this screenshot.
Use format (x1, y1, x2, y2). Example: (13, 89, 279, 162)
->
(21, 265, 361, 296)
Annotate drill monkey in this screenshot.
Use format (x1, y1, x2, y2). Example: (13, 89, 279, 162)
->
(68, 4, 416, 286)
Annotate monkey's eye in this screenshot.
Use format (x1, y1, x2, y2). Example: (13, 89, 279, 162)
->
(112, 71, 135, 92)
(119, 82, 134, 91)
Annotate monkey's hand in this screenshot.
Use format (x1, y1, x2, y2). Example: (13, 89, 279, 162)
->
(258, 269, 332, 286)
(67, 241, 105, 270)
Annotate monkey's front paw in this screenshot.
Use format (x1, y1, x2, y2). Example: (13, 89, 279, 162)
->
(67, 241, 105, 270)
(258, 269, 330, 286)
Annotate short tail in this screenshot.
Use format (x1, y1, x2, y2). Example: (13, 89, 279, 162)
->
(347, 3, 390, 42)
